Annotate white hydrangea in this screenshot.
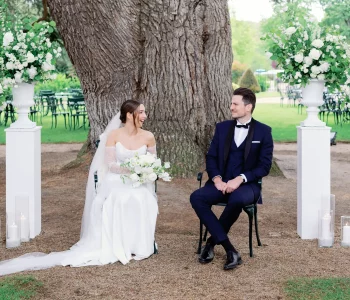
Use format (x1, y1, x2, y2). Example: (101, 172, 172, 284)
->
(319, 62, 330, 72)
(309, 48, 322, 60)
(311, 39, 324, 48)
(0, 84, 3, 94)
(27, 52, 36, 63)
(5, 61, 15, 70)
(14, 72, 23, 83)
(311, 66, 320, 75)
(317, 74, 325, 80)
(46, 52, 53, 62)
(303, 31, 308, 41)
(28, 66, 38, 79)
(285, 27, 297, 36)
(294, 72, 302, 79)
(3, 32, 14, 47)
(303, 56, 313, 66)
(294, 53, 304, 63)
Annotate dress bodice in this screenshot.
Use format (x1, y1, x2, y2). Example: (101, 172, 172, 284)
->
(115, 142, 147, 164)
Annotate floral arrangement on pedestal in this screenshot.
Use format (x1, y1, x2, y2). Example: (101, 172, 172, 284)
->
(262, 5, 350, 92)
(0, 3, 62, 95)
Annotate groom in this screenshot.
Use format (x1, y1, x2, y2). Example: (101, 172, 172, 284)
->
(190, 87, 273, 270)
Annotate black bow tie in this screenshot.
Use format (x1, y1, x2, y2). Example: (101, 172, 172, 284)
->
(235, 122, 250, 129)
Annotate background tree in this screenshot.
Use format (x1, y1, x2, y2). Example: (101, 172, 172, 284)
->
(47, 0, 233, 176)
(319, 0, 350, 41)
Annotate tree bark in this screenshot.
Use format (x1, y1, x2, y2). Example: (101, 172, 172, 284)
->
(48, 0, 232, 176)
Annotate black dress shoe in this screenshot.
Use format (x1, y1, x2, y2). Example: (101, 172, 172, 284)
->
(198, 244, 215, 264)
(223, 250, 242, 270)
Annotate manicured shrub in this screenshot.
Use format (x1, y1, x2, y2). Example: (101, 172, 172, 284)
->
(238, 68, 261, 93)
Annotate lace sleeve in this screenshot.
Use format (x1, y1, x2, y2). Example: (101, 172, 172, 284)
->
(147, 144, 157, 155)
(104, 147, 130, 174)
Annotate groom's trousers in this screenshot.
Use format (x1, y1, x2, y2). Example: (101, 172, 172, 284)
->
(190, 183, 259, 245)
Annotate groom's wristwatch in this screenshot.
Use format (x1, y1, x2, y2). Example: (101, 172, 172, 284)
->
(239, 174, 246, 183)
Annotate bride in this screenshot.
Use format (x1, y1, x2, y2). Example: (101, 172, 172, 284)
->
(0, 100, 159, 276)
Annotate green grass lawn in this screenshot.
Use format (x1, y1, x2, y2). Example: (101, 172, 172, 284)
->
(0, 275, 42, 299)
(254, 104, 350, 142)
(0, 116, 88, 144)
(285, 278, 350, 300)
(0, 103, 348, 144)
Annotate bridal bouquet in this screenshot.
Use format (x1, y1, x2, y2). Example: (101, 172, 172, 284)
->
(262, 5, 350, 91)
(0, 5, 61, 94)
(120, 152, 172, 188)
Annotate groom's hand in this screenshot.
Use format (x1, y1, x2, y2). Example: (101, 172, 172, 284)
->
(213, 177, 227, 194)
(224, 176, 244, 193)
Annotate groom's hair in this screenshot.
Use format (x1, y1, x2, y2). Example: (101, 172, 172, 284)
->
(120, 100, 142, 124)
(233, 88, 256, 113)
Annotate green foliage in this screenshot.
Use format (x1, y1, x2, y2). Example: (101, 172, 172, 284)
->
(256, 75, 270, 92)
(238, 68, 261, 93)
(320, 0, 350, 41)
(0, 275, 43, 299)
(34, 73, 81, 93)
(231, 60, 247, 83)
(285, 278, 350, 300)
(230, 17, 270, 71)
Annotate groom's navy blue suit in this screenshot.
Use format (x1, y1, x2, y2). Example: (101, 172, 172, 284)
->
(190, 118, 273, 245)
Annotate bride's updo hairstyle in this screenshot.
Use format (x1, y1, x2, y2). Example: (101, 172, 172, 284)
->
(119, 100, 141, 125)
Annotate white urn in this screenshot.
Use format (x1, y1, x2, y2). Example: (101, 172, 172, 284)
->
(300, 79, 326, 127)
(10, 82, 36, 129)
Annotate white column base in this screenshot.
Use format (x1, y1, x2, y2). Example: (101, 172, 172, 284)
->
(297, 125, 331, 239)
(5, 126, 42, 238)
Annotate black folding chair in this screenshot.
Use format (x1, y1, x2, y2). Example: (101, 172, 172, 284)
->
(196, 171, 262, 257)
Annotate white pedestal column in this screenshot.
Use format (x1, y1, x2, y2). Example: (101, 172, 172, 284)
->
(297, 126, 330, 239)
(5, 126, 41, 238)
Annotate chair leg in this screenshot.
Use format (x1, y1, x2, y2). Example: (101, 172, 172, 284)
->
(254, 205, 262, 247)
(248, 211, 253, 257)
(197, 221, 203, 254)
(203, 227, 208, 242)
(153, 241, 158, 254)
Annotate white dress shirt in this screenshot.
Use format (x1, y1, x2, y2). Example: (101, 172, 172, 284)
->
(234, 118, 251, 147)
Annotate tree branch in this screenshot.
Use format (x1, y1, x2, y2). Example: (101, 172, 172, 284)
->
(34, 0, 49, 23)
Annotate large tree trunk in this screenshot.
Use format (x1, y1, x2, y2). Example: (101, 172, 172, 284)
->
(48, 0, 232, 176)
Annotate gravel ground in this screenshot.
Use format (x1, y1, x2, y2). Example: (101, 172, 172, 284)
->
(0, 142, 349, 300)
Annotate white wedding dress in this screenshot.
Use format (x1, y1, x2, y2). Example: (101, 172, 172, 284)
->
(0, 116, 158, 276)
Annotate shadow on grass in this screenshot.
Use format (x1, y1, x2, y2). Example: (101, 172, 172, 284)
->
(0, 275, 43, 300)
(285, 278, 350, 300)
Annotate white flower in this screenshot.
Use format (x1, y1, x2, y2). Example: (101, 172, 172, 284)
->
(265, 51, 273, 59)
(286, 58, 290, 65)
(3, 32, 14, 47)
(134, 165, 142, 174)
(294, 72, 302, 79)
(311, 66, 320, 75)
(148, 173, 157, 182)
(153, 158, 162, 167)
(26, 52, 36, 63)
(285, 27, 296, 36)
(46, 52, 53, 62)
(28, 66, 38, 79)
(317, 74, 325, 80)
(132, 182, 141, 188)
(5, 62, 14, 70)
(303, 31, 308, 41)
(319, 62, 329, 72)
(139, 153, 156, 165)
(330, 51, 337, 58)
(335, 25, 340, 29)
(303, 56, 313, 66)
(57, 47, 62, 52)
(13, 45, 19, 51)
(311, 39, 324, 48)
(49, 73, 57, 80)
(0, 84, 3, 94)
(42, 62, 54, 71)
(164, 162, 170, 169)
(294, 53, 304, 63)
(46, 39, 51, 47)
(14, 72, 23, 83)
(129, 173, 140, 183)
(309, 48, 322, 60)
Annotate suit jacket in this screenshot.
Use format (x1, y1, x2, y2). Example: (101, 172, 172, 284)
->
(206, 118, 273, 184)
